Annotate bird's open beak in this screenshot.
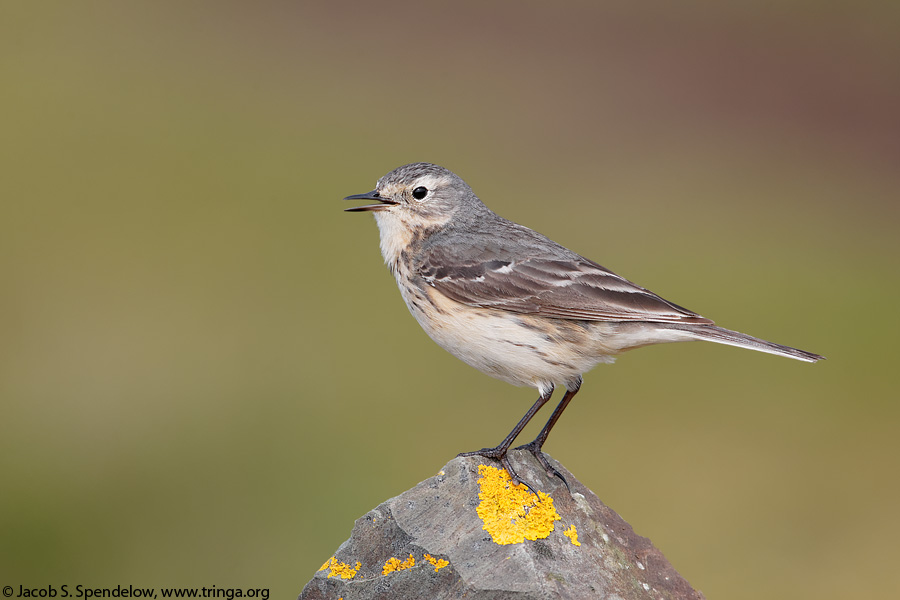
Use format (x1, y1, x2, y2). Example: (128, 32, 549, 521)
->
(344, 190, 397, 212)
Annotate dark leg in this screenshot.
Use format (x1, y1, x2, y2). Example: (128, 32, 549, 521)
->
(459, 385, 554, 490)
(515, 379, 582, 489)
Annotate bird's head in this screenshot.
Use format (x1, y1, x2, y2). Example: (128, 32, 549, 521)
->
(344, 162, 482, 231)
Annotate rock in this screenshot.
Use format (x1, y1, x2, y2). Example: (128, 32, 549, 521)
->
(299, 449, 704, 600)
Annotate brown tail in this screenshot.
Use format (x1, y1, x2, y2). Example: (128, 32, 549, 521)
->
(665, 324, 824, 362)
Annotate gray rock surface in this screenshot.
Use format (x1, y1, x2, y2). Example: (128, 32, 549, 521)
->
(299, 450, 704, 600)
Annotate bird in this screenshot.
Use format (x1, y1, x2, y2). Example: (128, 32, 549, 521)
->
(344, 162, 823, 489)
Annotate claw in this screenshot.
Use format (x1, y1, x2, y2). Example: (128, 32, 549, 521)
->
(457, 386, 574, 499)
(458, 446, 540, 497)
(514, 440, 570, 492)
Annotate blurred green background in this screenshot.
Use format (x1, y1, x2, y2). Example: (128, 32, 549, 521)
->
(2, 1, 898, 598)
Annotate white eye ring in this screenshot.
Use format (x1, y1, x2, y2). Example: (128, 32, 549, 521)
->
(412, 186, 428, 201)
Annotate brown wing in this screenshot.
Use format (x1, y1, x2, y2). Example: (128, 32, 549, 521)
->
(418, 252, 713, 324)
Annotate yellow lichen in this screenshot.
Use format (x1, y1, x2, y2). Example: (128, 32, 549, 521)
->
(564, 524, 581, 546)
(382, 553, 415, 575)
(423, 553, 450, 572)
(475, 464, 560, 545)
(321, 556, 361, 579)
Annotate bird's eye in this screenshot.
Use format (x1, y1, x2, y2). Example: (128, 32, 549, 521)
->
(412, 186, 428, 200)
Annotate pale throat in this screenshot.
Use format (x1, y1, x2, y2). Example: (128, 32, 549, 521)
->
(373, 212, 416, 266)
(373, 208, 452, 266)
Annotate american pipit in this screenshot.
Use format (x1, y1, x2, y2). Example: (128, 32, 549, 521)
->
(345, 162, 823, 487)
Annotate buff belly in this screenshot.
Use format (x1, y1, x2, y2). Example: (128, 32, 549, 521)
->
(398, 280, 616, 393)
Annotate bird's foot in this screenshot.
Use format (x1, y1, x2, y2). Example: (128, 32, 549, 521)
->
(513, 440, 570, 492)
(457, 446, 539, 497)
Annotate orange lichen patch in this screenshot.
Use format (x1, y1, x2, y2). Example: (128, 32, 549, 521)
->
(423, 553, 449, 572)
(320, 556, 361, 579)
(382, 553, 415, 575)
(564, 524, 581, 546)
(475, 464, 560, 545)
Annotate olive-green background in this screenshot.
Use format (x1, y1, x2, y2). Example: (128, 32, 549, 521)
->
(2, 2, 898, 599)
